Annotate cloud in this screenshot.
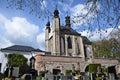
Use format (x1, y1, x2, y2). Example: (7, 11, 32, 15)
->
(70, 4, 87, 28)
(70, 1, 100, 29)
(37, 32, 45, 50)
(80, 28, 114, 41)
(71, 4, 87, 16)
(0, 37, 13, 48)
(0, 13, 45, 50)
(4, 17, 40, 48)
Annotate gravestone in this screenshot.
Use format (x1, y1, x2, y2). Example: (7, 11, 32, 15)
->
(109, 73, 115, 80)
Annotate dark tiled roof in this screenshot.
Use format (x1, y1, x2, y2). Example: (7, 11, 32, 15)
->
(30, 56, 35, 61)
(60, 26, 81, 36)
(81, 36, 91, 44)
(1, 45, 42, 52)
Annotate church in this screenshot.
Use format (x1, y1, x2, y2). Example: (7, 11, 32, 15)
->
(0, 8, 119, 76)
(45, 8, 93, 58)
(34, 8, 118, 75)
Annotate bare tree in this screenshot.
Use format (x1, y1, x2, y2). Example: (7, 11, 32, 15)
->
(6, 0, 63, 19)
(6, 0, 120, 37)
(73, 0, 119, 28)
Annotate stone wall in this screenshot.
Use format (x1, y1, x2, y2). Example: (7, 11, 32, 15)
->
(94, 58, 118, 65)
(35, 55, 84, 75)
(35, 55, 119, 75)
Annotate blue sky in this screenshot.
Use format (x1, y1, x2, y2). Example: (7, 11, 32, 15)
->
(0, 0, 119, 50)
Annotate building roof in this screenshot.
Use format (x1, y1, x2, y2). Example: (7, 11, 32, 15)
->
(60, 26, 81, 36)
(0, 45, 43, 52)
(30, 56, 36, 61)
(81, 36, 92, 44)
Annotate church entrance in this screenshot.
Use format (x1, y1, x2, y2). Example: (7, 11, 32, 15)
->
(53, 69, 61, 75)
(85, 65, 89, 72)
(53, 69, 61, 80)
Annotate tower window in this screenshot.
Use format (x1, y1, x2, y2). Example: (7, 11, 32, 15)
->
(75, 38, 80, 55)
(67, 37, 72, 49)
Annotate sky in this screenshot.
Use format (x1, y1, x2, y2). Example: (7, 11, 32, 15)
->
(0, 0, 119, 72)
(0, 0, 119, 50)
(0, 0, 87, 50)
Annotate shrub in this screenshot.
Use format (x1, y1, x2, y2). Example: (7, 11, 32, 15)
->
(74, 70, 80, 74)
(89, 64, 101, 73)
(66, 70, 72, 75)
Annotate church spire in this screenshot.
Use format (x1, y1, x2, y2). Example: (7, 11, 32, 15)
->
(65, 15, 71, 28)
(46, 16, 50, 26)
(46, 16, 50, 32)
(65, 11, 71, 28)
(54, 5, 59, 18)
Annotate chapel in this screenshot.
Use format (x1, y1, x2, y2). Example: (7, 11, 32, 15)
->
(34, 8, 94, 75)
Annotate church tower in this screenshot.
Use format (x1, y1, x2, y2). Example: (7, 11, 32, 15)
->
(45, 8, 93, 58)
(65, 15, 71, 28)
(45, 8, 61, 55)
(45, 20, 50, 52)
(52, 8, 61, 55)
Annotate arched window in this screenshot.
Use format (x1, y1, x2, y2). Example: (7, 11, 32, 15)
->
(61, 37, 65, 53)
(75, 38, 80, 55)
(86, 45, 91, 58)
(67, 37, 72, 49)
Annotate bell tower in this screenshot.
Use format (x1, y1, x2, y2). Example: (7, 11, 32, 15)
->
(45, 16, 51, 52)
(65, 16, 71, 28)
(52, 8, 61, 55)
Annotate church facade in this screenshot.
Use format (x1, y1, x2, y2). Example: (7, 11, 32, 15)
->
(34, 8, 95, 74)
(34, 8, 118, 75)
(45, 8, 93, 58)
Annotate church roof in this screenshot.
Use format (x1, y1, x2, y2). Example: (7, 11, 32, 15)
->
(60, 26, 81, 36)
(81, 36, 92, 44)
(1, 45, 43, 52)
(30, 56, 36, 61)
